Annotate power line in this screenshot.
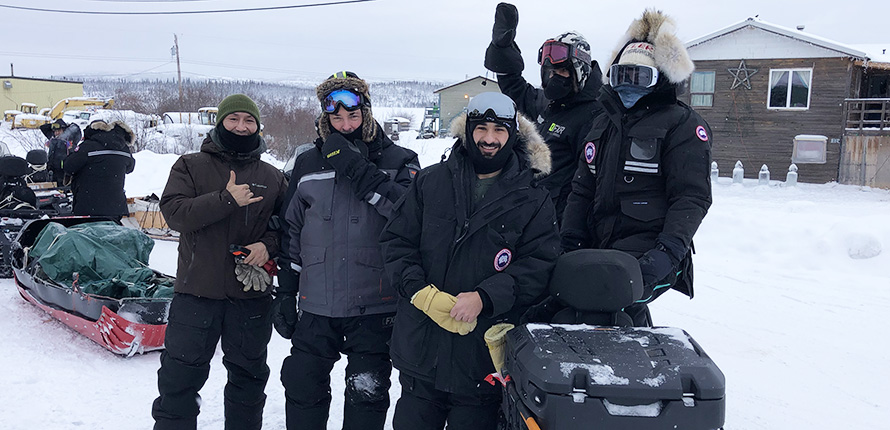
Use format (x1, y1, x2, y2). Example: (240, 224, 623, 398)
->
(0, 0, 373, 15)
(0, 50, 169, 63)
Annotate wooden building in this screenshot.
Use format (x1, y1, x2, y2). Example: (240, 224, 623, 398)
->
(0, 76, 83, 113)
(434, 76, 500, 136)
(682, 18, 890, 185)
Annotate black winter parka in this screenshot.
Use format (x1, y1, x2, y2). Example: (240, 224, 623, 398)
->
(496, 69, 603, 217)
(380, 113, 559, 396)
(561, 84, 712, 297)
(64, 121, 135, 217)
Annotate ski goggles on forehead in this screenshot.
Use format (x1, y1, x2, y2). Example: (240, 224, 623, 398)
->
(609, 64, 659, 88)
(467, 93, 516, 123)
(322, 89, 366, 113)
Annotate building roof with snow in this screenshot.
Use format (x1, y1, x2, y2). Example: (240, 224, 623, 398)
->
(685, 17, 890, 68)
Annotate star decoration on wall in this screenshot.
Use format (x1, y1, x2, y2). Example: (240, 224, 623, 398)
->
(728, 60, 758, 90)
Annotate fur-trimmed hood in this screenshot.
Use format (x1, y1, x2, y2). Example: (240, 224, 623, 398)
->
(605, 9, 694, 84)
(315, 73, 377, 143)
(449, 112, 551, 178)
(84, 120, 135, 148)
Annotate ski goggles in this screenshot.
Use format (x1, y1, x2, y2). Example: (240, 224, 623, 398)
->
(537, 40, 590, 66)
(467, 92, 516, 125)
(322, 89, 367, 113)
(609, 64, 660, 88)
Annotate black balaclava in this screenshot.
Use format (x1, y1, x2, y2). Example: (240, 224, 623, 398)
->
(465, 117, 517, 175)
(541, 62, 575, 101)
(216, 121, 261, 154)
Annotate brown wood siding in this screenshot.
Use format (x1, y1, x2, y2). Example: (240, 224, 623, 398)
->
(682, 58, 854, 183)
(839, 133, 890, 189)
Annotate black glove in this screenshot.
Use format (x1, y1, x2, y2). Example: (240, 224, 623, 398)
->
(321, 133, 388, 201)
(321, 133, 366, 178)
(492, 2, 519, 48)
(638, 247, 675, 289)
(272, 265, 300, 339)
(484, 3, 524, 74)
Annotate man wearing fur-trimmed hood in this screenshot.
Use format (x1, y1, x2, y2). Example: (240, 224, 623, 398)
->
(380, 92, 559, 429)
(561, 9, 713, 326)
(63, 119, 135, 218)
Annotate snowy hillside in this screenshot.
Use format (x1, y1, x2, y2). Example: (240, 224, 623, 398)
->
(0, 129, 888, 429)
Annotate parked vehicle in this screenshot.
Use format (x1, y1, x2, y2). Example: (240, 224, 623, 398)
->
(13, 97, 114, 129)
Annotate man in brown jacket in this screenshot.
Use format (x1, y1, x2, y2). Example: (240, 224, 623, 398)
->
(152, 94, 288, 430)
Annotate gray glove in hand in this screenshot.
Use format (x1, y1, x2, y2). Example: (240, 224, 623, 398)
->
(235, 261, 272, 292)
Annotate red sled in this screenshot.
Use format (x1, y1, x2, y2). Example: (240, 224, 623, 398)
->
(10, 217, 173, 356)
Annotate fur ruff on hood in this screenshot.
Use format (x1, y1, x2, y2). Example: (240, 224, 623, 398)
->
(450, 112, 551, 178)
(605, 9, 694, 84)
(85, 120, 135, 147)
(315, 74, 377, 143)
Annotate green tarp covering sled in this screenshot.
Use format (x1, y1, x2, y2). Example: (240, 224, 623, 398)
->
(27, 221, 173, 299)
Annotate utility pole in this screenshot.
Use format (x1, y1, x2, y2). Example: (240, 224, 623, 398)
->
(174, 34, 183, 110)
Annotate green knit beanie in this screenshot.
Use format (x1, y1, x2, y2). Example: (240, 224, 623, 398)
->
(216, 94, 261, 127)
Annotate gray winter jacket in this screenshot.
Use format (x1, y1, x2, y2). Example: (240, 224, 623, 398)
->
(283, 128, 419, 317)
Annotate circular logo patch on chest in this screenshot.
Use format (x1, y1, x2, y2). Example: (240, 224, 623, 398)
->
(494, 248, 512, 272)
(584, 141, 596, 164)
(696, 125, 709, 142)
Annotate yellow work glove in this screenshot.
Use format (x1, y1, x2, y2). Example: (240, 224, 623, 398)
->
(484, 323, 514, 375)
(411, 284, 477, 336)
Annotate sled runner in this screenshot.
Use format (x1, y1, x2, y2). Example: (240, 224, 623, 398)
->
(500, 249, 725, 430)
(11, 217, 173, 356)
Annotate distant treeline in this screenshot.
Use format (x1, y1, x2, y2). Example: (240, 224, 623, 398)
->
(83, 78, 442, 160)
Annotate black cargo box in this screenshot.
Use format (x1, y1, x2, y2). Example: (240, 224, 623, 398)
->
(503, 323, 725, 430)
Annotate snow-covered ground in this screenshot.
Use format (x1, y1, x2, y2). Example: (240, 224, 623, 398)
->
(1, 123, 889, 429)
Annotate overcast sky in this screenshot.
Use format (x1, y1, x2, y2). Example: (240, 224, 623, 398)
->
(1, 0, 888, 86)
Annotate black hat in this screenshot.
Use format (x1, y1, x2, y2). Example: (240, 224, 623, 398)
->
(39, 119, 68, 139)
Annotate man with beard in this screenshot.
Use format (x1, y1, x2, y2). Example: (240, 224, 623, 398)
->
(380, 92, 559, 430)
(276, 71, 419, 430)
(561, 9, 713, 327)
(153, 94, 288, 430)
(484, 2, 603, 221)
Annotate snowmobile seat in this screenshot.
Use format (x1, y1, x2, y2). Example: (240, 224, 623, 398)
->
(0, 155, 32, 178)
(548, 249, 643, 327)
(0, 156, 38, 209)
(26, 149, 48, 166)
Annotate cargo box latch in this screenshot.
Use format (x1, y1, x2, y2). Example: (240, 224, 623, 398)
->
(572, 374, 587, 403)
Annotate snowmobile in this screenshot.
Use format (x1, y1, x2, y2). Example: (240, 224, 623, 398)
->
(0, 155, 73, 278)
(10, 217, 174, 356)
(493, 249, 726, 430)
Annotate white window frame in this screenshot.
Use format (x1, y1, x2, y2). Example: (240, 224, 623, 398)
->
(690, 71, 716, 107)
(767, 68, 813, 110)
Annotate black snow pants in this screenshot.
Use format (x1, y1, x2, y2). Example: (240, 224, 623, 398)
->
(392, 373, 501, 430)
(280, 311, 394, 430)
(151, 293, 273, 430)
